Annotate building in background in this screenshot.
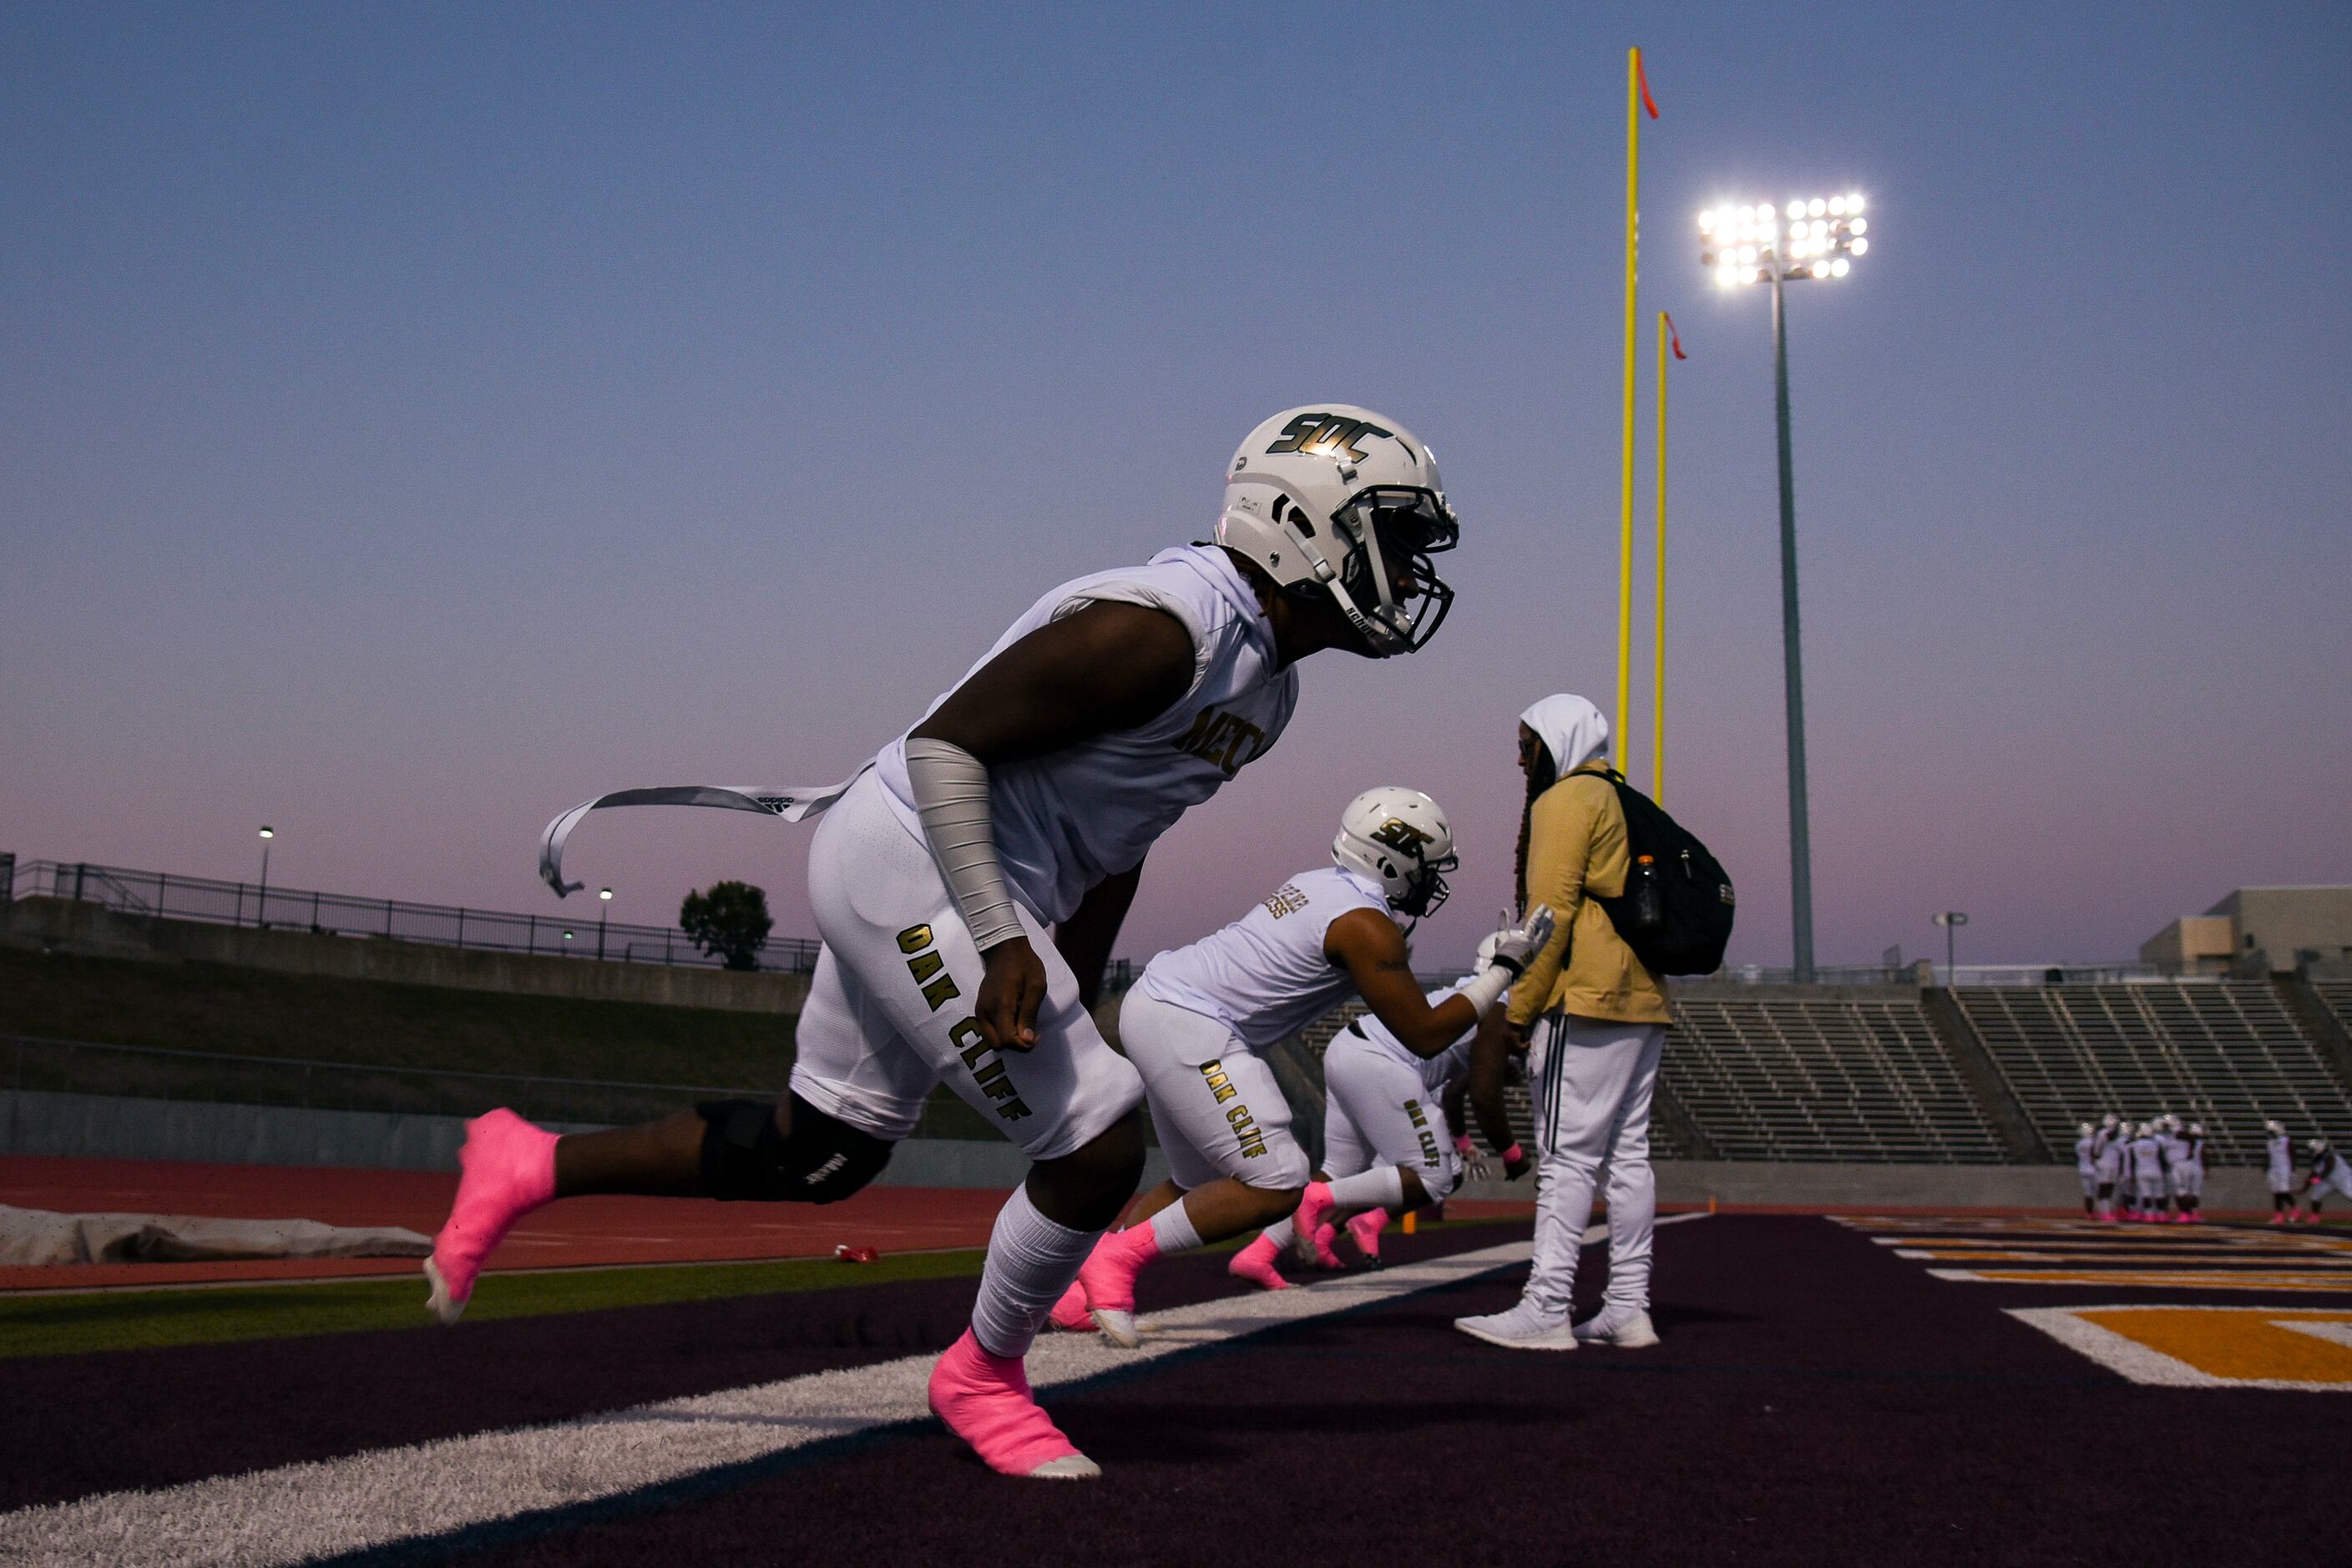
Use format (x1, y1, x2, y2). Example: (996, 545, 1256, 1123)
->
(2142, 886, 2352, 976)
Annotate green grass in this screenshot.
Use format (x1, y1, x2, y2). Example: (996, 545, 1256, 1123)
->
(0, 945, 797, 1085)
(0, 1248, 991, 1360)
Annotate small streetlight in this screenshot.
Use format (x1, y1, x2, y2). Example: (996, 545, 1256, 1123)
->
(1933, 910, 1969, 987)
(1697, 192, 1873, 984)
(256, 827, 275, 928)
(598, 886, 614, 960)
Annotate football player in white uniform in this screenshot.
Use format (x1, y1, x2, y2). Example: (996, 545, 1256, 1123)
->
(2091, 1113, 2123, 1222)
(2265, 1120, 2296, 1223)
(2074, 1122, 2099, 1216)
(2172, 1121, 2207, 1223)
(2294, 1139, 2352, 1223)
(1292, 953, 1530, 1281)
(1047, 788, 1550, 1346)
(2129, 1121, 2167, 1221)
(418, 406, 1464, 1478)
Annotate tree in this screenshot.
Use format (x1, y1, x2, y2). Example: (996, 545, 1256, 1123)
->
(679, 880, 774, 972)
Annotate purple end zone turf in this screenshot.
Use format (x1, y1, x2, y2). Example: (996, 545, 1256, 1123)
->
(430, 1217, 2336, 1568)
(0, 1219, 1518, 1515)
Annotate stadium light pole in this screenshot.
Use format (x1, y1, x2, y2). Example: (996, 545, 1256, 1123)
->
(1934, 910, 1968, 987)
(1698, 193, 1870, 984)
(599, 886, 613, 961)
(255, 826, 274, 928)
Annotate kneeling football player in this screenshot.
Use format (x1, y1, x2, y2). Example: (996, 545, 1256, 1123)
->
(1050, 787, 1549, 1345)
(1257, 953, 1530, 1282)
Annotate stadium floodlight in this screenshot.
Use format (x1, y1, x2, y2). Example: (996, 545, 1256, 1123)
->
(1697, 192, 1875, 984)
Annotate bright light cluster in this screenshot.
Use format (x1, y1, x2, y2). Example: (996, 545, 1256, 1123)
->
(1698, 195, 1869, 286)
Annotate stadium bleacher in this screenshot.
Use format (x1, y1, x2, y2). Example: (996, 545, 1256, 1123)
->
(2311, 979, 2352, 1036)
(1954, 983, 2352, 1166)
(1666, 992, 2006, 1163)
(1292, 991, 1999, 1166)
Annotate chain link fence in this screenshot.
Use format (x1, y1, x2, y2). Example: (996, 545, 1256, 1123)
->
(5, 858, 823, 974)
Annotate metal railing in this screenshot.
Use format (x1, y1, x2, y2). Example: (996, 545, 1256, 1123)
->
(0, 1034, 993, 1140)
(4, 859, 824, 975)
(1704, 961, 2183, 987)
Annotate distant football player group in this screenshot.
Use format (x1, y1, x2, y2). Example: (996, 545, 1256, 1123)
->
(416, 403, 1707, 1479)
(2074, 1114, 2349, 1224)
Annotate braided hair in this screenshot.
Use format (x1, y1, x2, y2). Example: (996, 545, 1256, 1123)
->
(1513, 732, 1559, 915)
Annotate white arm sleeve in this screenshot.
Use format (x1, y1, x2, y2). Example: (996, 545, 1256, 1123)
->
(902, 736, 1025, 953)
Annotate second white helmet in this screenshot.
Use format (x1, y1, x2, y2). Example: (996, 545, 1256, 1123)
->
(1216, 405, 1459, 657)
(1333, 787, 1459, 918)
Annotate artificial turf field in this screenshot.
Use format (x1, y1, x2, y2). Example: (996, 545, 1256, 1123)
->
(3, 1209, 2346, 1566)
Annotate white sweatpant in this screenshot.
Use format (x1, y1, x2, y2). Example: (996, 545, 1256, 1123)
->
(1320, 1033, 1461, 1203)
(1523, 1014, 1667, 1318)
(791, 769, 1144, 1161)
(1119, 986, 1312, 1191)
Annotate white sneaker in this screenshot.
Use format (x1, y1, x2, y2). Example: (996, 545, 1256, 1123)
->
(1572, 1304, 1660, 1348)
(1453, 1302, 1577, 1351)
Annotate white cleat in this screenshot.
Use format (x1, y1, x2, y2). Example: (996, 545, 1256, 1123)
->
(1090, 1307, 1141, 1348)
(1572, 1305, 1661, 1348)
(1454, 1302, 1578, 1351)
(422, 1257, 465, 1326)
(1028, 1454, 1103, 1479)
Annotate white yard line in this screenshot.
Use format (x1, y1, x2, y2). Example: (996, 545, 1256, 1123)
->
(0, 1237, 1542, 1567)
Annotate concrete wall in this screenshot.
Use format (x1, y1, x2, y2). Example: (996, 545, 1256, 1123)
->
(1, 897, 811, 1014)
(2139, 915, 2233, 971)
(2204, 887, 2352, 974)
(7, 1086, 2287, 1211)
(0, 1089, 1171, 1191)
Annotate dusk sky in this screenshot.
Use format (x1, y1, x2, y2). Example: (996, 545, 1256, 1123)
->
(5, 3, 2348, 972)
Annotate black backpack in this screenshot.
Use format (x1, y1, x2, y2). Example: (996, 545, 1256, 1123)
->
(1581, 767, 1737, 976)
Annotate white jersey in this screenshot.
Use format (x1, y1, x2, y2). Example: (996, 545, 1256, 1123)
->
(2074, 1133, 2097, 1177)
(1344, 979, 1479, 1094)
(2162, 1132, 2191, 1171)
(1138, 866, 1388, 1050)
(2130, 1136, 2163, 1178)
(2269, 1132, 2294, 1186)
(876, 545, 1298, 926)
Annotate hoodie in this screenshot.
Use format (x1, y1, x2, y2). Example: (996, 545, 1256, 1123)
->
(1509, 694, 1672, 1028)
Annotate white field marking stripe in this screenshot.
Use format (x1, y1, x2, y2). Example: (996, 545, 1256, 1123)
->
(2005, 1305, 2352, 1393)
(0, 1238, 1540, 1568)
(1927, 1267, 2352, 1292)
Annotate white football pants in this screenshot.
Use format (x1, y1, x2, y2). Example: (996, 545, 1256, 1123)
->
(791, 769, 1144, 1161)
(1320, 1033, 1461, 1202)
(1522, 1014, 1666, 1320)
(1119, 986, 1312, 1191)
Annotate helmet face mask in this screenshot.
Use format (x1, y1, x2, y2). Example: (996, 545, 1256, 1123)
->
(1330, 487, 1459, 655)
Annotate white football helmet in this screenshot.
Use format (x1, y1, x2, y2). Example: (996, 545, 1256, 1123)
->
(2188, 1122, 2204, 1136)
(1333, 787, 1459, 918)
(2101, 1113, 2120, 1130)
(1216, 405, 1459, 656)
(2078, 1121, 2094, 1139)
(2266, 1119, 2287, 1136)
(2136, 1121, 2154, 1138)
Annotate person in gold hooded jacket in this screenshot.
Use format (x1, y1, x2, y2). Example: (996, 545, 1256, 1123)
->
(1456, 693, 1670, 1352)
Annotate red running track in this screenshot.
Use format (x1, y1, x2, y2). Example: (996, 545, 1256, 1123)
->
(0, 1156, 1534, 1292)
